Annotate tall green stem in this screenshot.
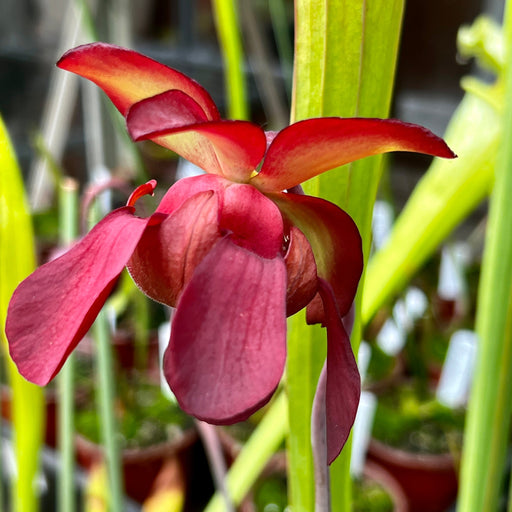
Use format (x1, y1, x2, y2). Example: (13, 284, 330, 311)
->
(457, 3, 512, 511)
(58, 178, 79, 512)
(0, 116, 44, 512)
(288, 2, 404, 511)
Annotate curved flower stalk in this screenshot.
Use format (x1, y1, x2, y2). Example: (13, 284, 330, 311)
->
(5, 43, 455, 464)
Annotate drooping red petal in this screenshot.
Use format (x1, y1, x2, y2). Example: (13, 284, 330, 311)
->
(6, 207, 151, 385)
(271, 192, 363, 318)
(253, 118, 457, 192)
(128, 190, 221, 307)
(221, 184, 284, 258)
(57, 43, 219, 119)
(127, 90, 267, 180)
(317, 279, 361, 465)
(164, 238, 287, 423)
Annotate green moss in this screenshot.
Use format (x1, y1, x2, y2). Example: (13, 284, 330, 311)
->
(372, 382, 464, 454)
(352, 477, 394, 512)
(75, 374, 193, 449)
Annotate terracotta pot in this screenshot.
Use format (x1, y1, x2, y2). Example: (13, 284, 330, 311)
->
(367, 438, 458, 512)
(75, 428, 198, 504)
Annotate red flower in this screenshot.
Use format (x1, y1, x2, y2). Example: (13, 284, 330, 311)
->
(5, 43, 455, 463)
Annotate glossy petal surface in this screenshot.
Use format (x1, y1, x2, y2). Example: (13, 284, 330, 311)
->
(271, 192, 363, 318)
(253, 118, 457, 192)
(6, 207, 150, 385)
(128, 190, 221, 306)
(57, 43, 219, 118)
(127, 90, 266, 180)
(317, 279, 361, 464)
(164, 238, 287, 423)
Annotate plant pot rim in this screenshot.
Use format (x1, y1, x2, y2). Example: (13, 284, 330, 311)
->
(75, 427, 197, 462)
(369, 438, 455, 469)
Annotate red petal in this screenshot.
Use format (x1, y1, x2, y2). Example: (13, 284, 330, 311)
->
(6, 207, 150, 385)
(221, 184, 284, 258)
(155, 174, 230, 215)
(127, 90, 266, 181)
(127, 90, 208, 136)
(271, 192, 363, 317)
(128, 190, 221, 307)
(253, 118, 457, 192)
(57, 43, 219, 119)
(164, 238, 287, 423)
(317, 279, 361, 464)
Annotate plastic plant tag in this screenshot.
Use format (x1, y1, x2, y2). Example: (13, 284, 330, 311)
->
(376, 317, 405, 356)
(158, 320, 176, 402)
(404, 286, 428, 320)
(371, 200, 394, 251)
(357, 341, 372, 384)
(393, 298, 413, 333)
(436, 329, 478, 408)
(437, 243, 470, 301)
(377, 286, 428, 356)
(350, 391, 377, 478)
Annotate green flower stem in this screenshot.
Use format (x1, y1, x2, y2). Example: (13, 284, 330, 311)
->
(0, 116, 44, 512)
(58, 178, 79, 512)
(457, 3, 512, 511)
(204, 391, 288, 512)
(211, 0, 248, 120)
(286, 316, 326, 512)
(290, 2, 404, 511)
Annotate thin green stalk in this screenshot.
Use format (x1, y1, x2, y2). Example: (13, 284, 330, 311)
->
(58, 178, 79, 512)
(204, 392, 288, 512)
(89, 207, 124, 512)
(457, 3, 512, 511)
(211, 0, 249, 120)
(93, 309, 124, 512)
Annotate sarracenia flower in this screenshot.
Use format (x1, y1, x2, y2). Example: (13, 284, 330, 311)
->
(6, 43, 455, 463)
